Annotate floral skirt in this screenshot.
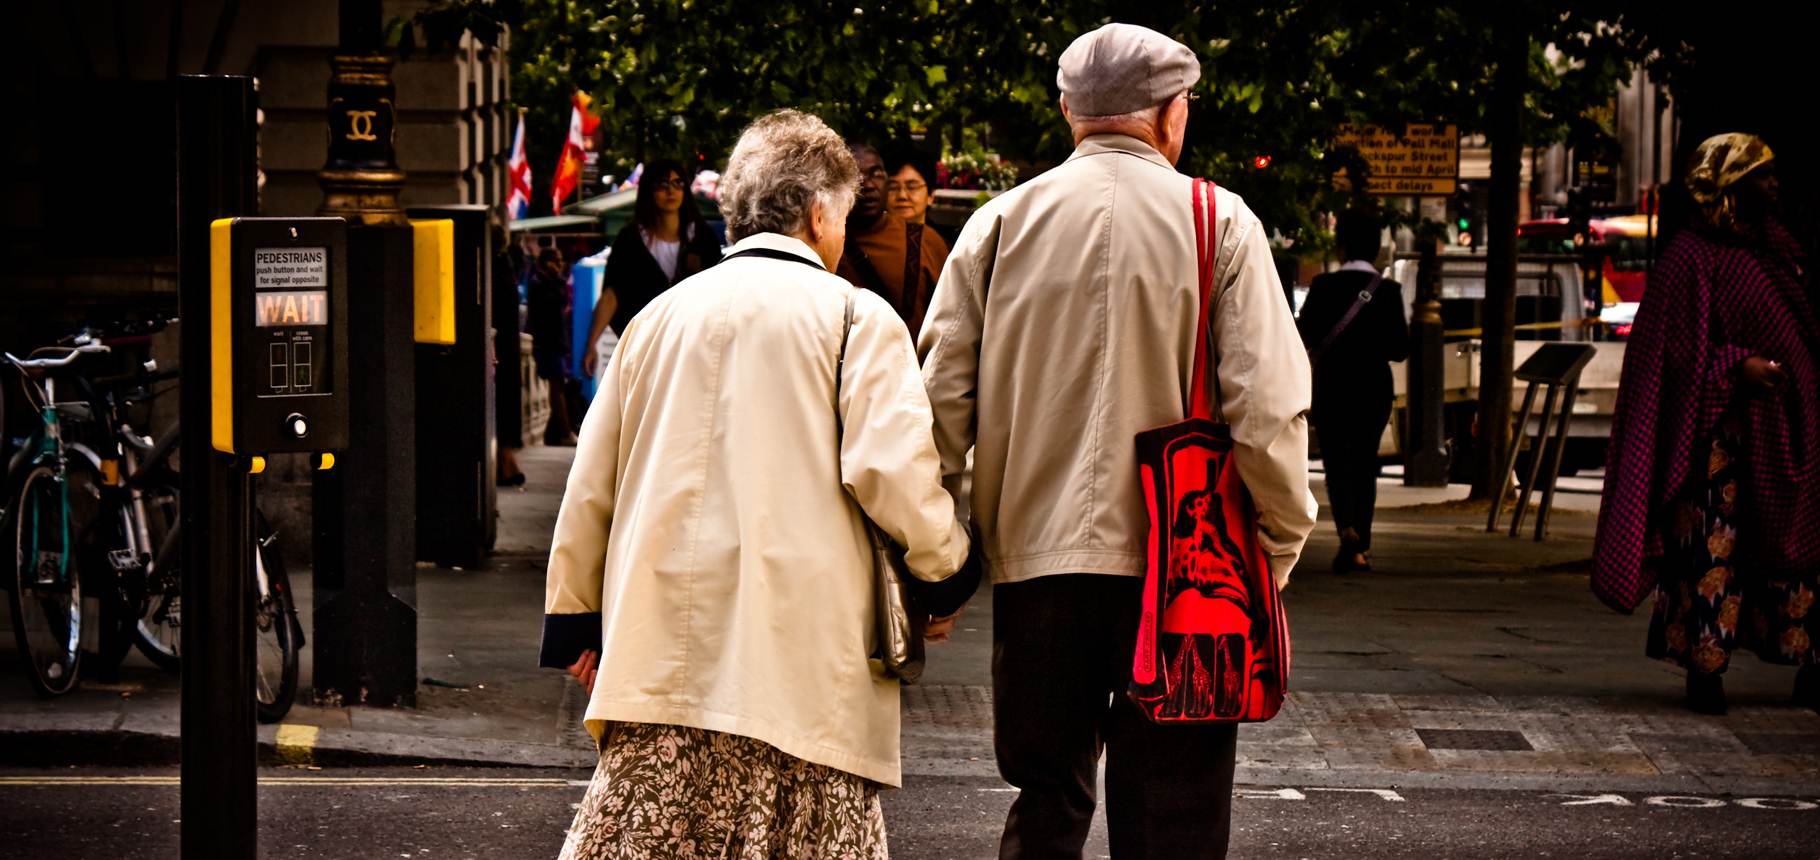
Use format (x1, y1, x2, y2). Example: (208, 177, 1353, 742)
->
(558, 721, 888, 860)
(1648, 429, 1818, 673)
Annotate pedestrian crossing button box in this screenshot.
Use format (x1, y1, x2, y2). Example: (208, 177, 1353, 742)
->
(210, 217, 350, 460)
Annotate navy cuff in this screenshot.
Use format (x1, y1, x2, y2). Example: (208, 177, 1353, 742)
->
(539, 613, 602, 669)
(912, 546, 984, 618)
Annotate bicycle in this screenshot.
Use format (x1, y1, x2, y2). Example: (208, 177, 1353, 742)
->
(123, 424, 303, 723)
(2, 338, 112, 695)
(3, 328, 302, 719)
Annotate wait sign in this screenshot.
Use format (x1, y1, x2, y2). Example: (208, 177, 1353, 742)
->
(1332, 123, 1460, 196)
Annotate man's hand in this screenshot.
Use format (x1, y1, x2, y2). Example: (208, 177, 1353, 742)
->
(925, 611, 962, 643)
(1741, 355, 1788, 394)
(581, 348, 599, 379)
(566, 649, 599, 695)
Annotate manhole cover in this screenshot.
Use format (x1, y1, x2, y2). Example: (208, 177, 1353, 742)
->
(1416, 728, 1533, 751)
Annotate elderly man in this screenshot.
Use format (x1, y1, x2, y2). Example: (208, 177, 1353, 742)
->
(919, 23, 1317, 859)
(837, 142, 951, 337)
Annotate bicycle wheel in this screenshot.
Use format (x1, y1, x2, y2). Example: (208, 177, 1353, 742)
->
(131, 483, 181, 671)
(253, 516, 299, 723)
(8, 464, 84, 696)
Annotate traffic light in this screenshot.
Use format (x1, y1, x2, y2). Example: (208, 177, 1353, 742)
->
(1252, 155, 1272, 170)
(1452, 185, 1478, 248)
(1565, 187, 1592, 247)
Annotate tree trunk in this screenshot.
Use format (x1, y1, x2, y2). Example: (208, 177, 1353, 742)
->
(1470, 21, 1527, 500)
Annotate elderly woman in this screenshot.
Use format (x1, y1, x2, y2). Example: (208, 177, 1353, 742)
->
(539, 109, 969, 858)
(1595, 133, 1818, 716)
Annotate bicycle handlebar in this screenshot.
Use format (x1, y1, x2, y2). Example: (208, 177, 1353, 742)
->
(5, 343, 112, 370)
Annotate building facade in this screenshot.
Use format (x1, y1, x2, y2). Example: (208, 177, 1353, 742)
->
(3, 0, 511, 346)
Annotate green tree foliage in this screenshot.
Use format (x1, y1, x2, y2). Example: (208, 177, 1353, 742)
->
(509, 1, 1650, 235)
(514, 0, 949, 205)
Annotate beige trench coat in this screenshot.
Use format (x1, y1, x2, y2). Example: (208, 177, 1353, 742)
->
(919, 134, 1317, 588)
(540, 233, 970, 787)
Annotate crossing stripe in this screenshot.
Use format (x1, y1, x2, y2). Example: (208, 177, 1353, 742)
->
(273, 724, 319, 767)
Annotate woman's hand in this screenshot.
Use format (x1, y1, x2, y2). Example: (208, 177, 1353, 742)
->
(567, 649, 599, 694)
(926, 611, 962, 643)
(581, 347, 599, 379)
(1740, 355, 1788, 394)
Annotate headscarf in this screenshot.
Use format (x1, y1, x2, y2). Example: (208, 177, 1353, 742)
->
(1685, 133, 1775, 236)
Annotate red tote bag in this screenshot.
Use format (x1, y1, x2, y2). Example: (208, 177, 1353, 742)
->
(1128, 178, 1290, 724)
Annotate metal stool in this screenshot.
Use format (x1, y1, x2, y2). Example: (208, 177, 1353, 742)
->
(1487, 343, 1597, 540)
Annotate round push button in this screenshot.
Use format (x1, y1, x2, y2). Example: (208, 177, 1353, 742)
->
(286, 413, 309, 439)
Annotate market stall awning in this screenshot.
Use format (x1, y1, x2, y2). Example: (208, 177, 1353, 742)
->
(508, 214, 600, 235)
(563, 187, 638, 217)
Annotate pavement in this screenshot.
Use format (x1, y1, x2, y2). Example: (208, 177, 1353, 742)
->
(3, 446, 1819, 855)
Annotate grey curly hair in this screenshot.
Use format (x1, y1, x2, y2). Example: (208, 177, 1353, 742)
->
(719, 110, 859, 242)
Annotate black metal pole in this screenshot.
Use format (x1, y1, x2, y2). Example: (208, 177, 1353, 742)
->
(1404, 235, 1450, 487)
(311, 0, 419, 707)
(176, 74, 258, 860)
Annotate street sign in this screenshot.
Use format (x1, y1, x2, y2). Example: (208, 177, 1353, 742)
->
(210, 217, 350, 465)
(1571, 135, 1620, 204)
(1333, 123, 1461, 196)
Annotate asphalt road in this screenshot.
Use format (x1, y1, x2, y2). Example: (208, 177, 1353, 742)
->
(0, 767, 1815, 859)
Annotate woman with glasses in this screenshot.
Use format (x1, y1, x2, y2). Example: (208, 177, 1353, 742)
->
(581, 159, 724, 378)
(837, 143, 952, 338)
(883, 144, 938, 226)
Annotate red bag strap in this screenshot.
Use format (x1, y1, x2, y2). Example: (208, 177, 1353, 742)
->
(1189, 178, 1218, 420)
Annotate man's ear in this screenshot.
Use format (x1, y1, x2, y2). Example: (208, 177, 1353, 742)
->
(1059, 95, 1071, 124)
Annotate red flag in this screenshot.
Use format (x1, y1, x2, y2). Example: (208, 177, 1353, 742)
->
(551, 92, 598, 213)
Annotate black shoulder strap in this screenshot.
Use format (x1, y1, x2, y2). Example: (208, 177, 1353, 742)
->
(835, 292, 855, 433)
(1311, 271, 1384, 364)
(722, 247, 827, 270)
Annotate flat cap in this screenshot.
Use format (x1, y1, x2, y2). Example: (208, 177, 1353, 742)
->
(1057, 23, 1200, 118)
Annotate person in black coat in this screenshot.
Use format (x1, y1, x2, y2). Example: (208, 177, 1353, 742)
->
(491, 218, 527, 485)
(526, 246, 578, 445)
(581, 159, 725, 378)
(1297, 210, 1409, 573)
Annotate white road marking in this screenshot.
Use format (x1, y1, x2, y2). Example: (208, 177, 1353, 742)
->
(1735, 798, 1818, 811)
(1549, 793, 1632, 806)
(1236, 788, 1307, 801)
(1307, 787, 1406, 802)
(1645, 795, 1727, 808)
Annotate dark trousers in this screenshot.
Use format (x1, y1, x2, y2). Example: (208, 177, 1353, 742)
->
(994, 574, 1237, 860)
(1313, 402, 1389, 550)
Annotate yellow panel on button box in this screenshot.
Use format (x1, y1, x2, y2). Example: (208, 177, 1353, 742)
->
(410, 219, 456, 345)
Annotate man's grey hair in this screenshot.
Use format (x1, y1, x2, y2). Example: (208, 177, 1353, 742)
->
(1066, 97, 1165, 129)
(720, 110, 859, 242)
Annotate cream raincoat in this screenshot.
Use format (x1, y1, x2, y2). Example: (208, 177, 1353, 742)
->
(919, 134, 1317, 588)
(540, 233, 970, 787)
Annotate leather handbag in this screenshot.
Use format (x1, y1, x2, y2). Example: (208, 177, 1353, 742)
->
(835, 293, 927, 684)
(1128, 178, 1291, 724)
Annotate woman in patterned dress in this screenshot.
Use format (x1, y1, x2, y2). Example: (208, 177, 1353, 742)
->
(540, 110, 972, 858)
(1595, 133, 1819, 715)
